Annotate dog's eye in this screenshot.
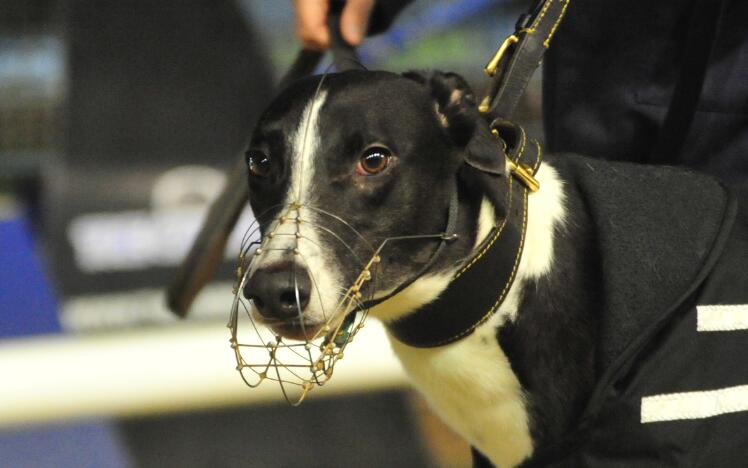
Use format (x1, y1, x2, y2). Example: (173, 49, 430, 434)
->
(357, 146, 392, 176)
(247, 150, 271, 178)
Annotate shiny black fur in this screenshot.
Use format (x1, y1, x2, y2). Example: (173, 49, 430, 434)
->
(497, 162, 601, 450)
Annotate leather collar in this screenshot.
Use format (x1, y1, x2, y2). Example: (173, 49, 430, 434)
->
(386, 121, 541, 348)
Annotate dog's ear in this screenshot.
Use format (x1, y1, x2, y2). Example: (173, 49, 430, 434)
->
(403, 71, 507, 209)
(404, 71, 505, 176)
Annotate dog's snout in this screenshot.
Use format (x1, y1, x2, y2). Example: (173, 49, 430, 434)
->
(244, 263, 312, 320)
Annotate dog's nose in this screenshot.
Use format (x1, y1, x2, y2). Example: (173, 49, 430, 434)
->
(243, 263, 312, 320)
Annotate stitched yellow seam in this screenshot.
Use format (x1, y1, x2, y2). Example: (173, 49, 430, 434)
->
(451, 123, 539, 285)
(454, 176, 514, 279)
(454, 122, 533, 279)
(516, 125, 527, 163)
(544, 0, 570, 47)
(531, 0, 556, 31)
(531, 139, 543, 172)
(433, 187, 529, 346)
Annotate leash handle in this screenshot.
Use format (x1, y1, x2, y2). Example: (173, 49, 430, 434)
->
(327, 0, 362, 71)
(278, 0, 360, 87)
(167, 157, 248, 317)
(479, 0, 570, 118)
(166, 3, 362, 318)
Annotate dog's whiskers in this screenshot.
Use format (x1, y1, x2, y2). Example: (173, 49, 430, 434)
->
(303, 204, 377, 253)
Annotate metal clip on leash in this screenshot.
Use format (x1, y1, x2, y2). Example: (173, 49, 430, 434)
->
(479, 0, 569, 118)
(477, 0, 569, 193)
(166, 1, 359, 318)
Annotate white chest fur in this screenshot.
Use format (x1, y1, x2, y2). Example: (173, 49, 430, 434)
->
(379, 163, 566, 467)
(389, 314, 532, 467)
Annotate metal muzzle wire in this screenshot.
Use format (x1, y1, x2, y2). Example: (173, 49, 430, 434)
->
(229, 200, 381, 406)
(229, 200, 452, 405)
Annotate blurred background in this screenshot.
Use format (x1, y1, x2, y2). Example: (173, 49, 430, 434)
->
(0, 1, 540, 466)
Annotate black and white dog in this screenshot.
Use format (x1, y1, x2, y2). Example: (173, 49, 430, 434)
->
(242, 70, 748, 467)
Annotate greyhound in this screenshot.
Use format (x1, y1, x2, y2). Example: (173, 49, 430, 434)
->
(240, 70, 748, 467)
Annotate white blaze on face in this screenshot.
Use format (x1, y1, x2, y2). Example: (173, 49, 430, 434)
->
(250, 90, 344, 325)
(289, 90, 327, 205)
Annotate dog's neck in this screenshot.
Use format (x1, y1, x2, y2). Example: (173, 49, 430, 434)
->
(373, 158, 601, 465)
(369, 160, 567, 325)
(376, 157, 602, 454)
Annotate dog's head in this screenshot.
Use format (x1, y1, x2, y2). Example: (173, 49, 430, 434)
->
(242, 70, 505, 339)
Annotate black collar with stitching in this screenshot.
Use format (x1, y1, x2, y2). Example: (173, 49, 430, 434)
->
(386, 126, 541, 348)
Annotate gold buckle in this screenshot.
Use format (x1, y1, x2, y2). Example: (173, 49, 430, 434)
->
(506, 158, 540, 192)
(479, 34, 521, 112)
(484, 34, 519, 77)
(489, 128, 540, 192)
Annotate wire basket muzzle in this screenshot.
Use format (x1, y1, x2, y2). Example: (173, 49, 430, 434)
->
(229, 202, 382, 405)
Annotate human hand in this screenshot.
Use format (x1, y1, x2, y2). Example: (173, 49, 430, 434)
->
(292, 0, 375, 50)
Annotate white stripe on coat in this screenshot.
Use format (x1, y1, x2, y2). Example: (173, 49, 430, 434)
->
(641, 385, 748, 423)
(696, 304, 748, 332)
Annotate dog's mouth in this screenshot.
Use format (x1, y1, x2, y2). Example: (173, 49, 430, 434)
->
(259, 317, 326, 342)
(270, 322, 322, 341)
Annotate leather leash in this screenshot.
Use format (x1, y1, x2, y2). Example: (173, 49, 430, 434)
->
(480, 0, 569, 117)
